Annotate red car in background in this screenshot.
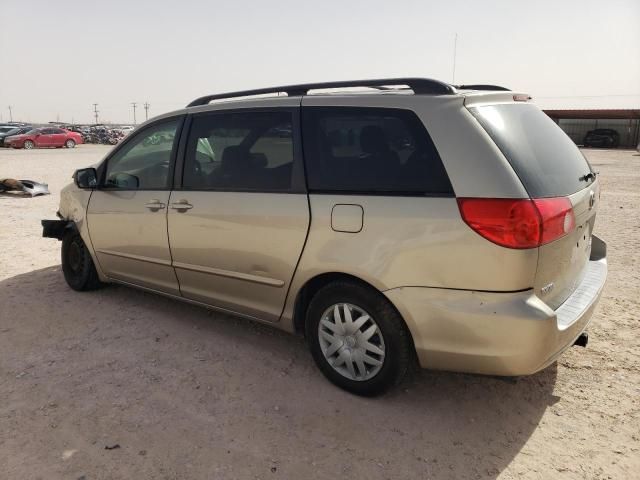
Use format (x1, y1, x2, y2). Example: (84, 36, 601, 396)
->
(5, 127, 83, 149)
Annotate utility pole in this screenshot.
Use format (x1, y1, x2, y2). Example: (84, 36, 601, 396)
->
(8, 105, 13, 122)
(131, 102, 137, 124)
(93, 103, 99, 124)
(452, 33, 458, 84)
(143, 102, 150, 121)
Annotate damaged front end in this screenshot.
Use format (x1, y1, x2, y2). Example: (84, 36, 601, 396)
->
(41, 217, 74, 240)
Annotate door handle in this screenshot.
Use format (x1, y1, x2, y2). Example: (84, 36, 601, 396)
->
(170, 200, 193, 211)
(144, 200, 166, 211)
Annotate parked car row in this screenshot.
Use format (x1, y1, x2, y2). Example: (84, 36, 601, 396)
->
(1, 127, 83, 149)
(80, 126, 127, 145)
(0, 125, 34, 146)
(0, 122, 136, 149)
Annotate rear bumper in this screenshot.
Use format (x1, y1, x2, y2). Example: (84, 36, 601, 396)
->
(385, 235, 608, 376)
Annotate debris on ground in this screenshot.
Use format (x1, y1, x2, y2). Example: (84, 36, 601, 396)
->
(0, 178, 50, 196)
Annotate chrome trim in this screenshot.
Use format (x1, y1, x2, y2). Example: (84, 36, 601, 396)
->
(172, 261, 285, 287)
(96, 249, 172, 266)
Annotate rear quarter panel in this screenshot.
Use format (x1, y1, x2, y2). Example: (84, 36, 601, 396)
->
(280, 194, 538, 330)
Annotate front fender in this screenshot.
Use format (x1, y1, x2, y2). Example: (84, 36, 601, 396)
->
(44, 182, 108, 283)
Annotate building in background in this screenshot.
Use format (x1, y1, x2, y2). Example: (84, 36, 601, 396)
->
(544, 109, 640, 149)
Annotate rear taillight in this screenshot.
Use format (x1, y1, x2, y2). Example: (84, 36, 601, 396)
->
(457, 197, 575, 249)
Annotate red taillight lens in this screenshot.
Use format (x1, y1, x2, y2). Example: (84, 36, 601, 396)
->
(457, 197, 575, 249)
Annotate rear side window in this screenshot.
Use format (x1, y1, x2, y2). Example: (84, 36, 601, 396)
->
(469, 104, 594, 198)
(302, 107, 453, 195)
(183, 111, 294, 191)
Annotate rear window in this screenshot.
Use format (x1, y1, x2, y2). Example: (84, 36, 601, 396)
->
(302, 107, 453, 195)
(470, 104, 594, 198)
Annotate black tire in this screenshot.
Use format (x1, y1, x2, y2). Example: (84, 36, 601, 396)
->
(61, 231, 103, 291)
(305, 281, 413, 396)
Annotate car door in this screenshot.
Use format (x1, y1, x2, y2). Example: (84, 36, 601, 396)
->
(168, 102, 310, 322)
(87, 116, 184, 294)
(50, 128, 67, 146)
(36, 128, 53, 147)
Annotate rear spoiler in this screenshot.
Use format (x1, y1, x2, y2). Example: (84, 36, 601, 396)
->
(463, 92, 532, 107)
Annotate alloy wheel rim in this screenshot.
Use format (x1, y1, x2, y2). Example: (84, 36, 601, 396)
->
(66, 140, 74, 147)
(25, 141, 34, 149)
(318, 303, 385, 381)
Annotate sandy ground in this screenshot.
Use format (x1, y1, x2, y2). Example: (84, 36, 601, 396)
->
(0, 145, 638, 480)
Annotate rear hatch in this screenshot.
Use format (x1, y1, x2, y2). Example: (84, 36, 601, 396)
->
(468, 101, 598, 309)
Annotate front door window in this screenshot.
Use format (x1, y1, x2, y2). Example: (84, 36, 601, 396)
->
(104, 120, 179, 189)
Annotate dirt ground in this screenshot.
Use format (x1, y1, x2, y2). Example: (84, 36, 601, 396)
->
(0, 145, 638, 480)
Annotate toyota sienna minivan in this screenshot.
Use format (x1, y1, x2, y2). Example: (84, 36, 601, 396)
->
(42, 78, 607, 395)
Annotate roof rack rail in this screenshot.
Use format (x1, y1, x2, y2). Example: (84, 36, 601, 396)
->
(455, 84, 511, 91)
(186, 78, 455, 107)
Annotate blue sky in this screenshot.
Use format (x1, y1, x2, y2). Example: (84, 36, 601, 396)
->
(1, 0, 638, 123)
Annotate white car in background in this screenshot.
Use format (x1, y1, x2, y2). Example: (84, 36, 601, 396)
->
(117, 125, 135, 135)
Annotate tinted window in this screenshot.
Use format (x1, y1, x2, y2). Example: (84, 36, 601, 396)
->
(302, 107, 452, 195)
(183, 111, 293, 191)
(104, 119, 179, 189)
(470, 104, 594, 198)
(51, 128, 66, 134)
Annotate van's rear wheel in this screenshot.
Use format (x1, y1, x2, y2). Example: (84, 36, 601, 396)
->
(62, 231, 103, 291)
(306, 281, 412, 396)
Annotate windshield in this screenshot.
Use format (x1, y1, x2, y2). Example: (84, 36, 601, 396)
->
(26, 129, 40, 135)
(469, 103, 594, 198)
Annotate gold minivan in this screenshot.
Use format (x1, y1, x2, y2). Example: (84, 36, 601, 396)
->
(43, 79, 607, 395)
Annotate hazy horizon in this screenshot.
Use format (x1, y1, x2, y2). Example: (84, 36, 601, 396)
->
(1, 0, 639, 124)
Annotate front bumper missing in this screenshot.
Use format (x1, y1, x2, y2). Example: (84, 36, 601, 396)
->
(41, 219, 71, 240)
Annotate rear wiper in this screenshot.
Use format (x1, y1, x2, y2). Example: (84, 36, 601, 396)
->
(579, 172, 597, 182)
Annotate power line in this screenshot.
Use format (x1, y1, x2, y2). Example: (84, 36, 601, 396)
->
(8, 105, 13, 122)
(451, 33, 458, 84)
(144, 102, 150, 121)
(131, 102, 137, 124)
(93, 103, 99, 124)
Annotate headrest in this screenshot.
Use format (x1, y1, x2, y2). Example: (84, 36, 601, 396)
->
(360, 125, 389, 154)
(221, 145, 251, 172)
